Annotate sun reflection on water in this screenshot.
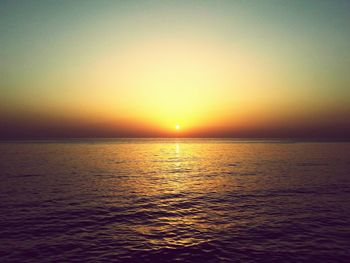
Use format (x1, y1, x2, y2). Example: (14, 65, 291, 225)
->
(99, 141, 244, 249)
(85, 140, 296, 250)
(2, 141, 349, 260)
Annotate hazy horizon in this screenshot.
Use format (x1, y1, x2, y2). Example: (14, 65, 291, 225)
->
(1, 0, 350, 139)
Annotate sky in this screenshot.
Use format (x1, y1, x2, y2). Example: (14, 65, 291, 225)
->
(1, 0, 350, 139)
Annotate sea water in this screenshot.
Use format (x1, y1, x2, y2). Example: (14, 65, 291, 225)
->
(0, 139, 349, 262)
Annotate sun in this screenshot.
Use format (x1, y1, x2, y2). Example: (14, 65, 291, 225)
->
(175, 124, 181, 130)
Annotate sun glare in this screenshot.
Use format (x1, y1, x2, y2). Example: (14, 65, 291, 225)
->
(176, 124, 181, 130)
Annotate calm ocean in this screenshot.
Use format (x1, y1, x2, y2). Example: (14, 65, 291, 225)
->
(0, 139, 349, 262)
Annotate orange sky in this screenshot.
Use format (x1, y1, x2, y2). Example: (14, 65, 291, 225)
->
(1, 1, 350, 138)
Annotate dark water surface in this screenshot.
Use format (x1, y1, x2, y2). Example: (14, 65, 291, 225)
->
(1, 139, 350, 262)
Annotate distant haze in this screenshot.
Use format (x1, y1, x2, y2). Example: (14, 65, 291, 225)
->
(1, 0, 350, 139)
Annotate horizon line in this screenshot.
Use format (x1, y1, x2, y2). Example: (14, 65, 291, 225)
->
(1, 137, 350, 142)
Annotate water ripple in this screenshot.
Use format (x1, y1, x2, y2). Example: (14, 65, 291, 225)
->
(0, 140, 350, 262)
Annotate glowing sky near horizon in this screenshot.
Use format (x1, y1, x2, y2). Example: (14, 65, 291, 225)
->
(1, 0, 350, 138)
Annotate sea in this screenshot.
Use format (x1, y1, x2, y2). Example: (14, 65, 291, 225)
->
(0, 139, 349, 262)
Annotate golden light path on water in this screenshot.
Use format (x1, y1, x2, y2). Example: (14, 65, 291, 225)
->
(44, 140, 347, 253)
(91, 140, 280, 249)
(1, 140, 350, 261)
(114, 141, 233, 249)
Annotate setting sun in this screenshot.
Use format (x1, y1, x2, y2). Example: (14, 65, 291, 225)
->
(1, 1, 350, 262)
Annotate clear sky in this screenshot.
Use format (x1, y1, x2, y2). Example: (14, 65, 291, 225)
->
(1, 0, 350, 138)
